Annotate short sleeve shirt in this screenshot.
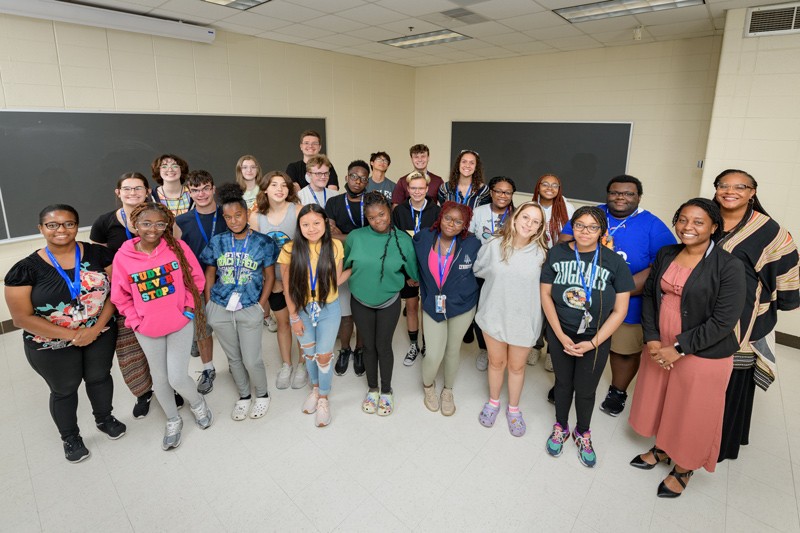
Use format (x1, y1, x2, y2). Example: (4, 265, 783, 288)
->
(90, 209, 131, 254)
(176, 206, 227, 263)
(277, 240, 344, 305)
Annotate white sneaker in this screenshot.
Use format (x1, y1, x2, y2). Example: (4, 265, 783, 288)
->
(162, 416, 183, 450)
(232, 398, 251, 421)
(315, 398, 331, 427)
(249, 396, 270, 419)
(291, 362, 309, 389)
(476, 349, 489, 371)
(264, 314, 278, 333)
(276, 363, 292, 390)
(190, 397, 213, 429)
(302, 387, 320, 414)
(527, 347, 541, 366)
(544, 352, 554, 372)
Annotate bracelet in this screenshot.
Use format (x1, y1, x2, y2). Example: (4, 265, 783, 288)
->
(289, 315, 301, 324)
(590, 339, 597, 349)
(183, 310, 195, 320)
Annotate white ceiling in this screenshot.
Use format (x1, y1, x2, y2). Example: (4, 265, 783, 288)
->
(61, 0, 778, 65)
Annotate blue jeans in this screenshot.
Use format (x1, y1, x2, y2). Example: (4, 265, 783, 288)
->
(297, 299, 341, 396)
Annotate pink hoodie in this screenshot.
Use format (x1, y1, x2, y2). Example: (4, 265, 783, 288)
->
(111, 237, 205, 337)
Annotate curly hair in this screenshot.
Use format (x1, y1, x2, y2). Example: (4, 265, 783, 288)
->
(673, 197, 724, 242)
(129, 202, 207, 338)
(216, 182, 247, 211)
(532, 173, 570, 245)
(151, 154, 188, 185)
(431, 201, 473, 240)
(254, 171, 298, 214)
(448, 150, 484, 190)
(364, 191, 409, 282)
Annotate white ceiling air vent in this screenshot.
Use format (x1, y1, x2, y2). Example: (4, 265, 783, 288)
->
(745, 2, 800, 37)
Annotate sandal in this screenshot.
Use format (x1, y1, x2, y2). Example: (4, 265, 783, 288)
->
(506, 408, 526, 437)
(478, 402, 500, 428)
(657, 467, 693, 498)
(630, 446, 671, 470)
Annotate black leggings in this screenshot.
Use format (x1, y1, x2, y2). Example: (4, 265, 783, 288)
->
(547, 327, 610, 434)
(351, 296, 402, 392)
(25, 325, 117, 440)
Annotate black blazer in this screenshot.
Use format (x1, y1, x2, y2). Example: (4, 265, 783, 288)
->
(642, 242, 745, 359)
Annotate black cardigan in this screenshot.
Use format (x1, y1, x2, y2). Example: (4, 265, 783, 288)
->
(641, 242, 745, 359)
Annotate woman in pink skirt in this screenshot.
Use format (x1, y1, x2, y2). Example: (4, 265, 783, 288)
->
(628, 198, 745, 498)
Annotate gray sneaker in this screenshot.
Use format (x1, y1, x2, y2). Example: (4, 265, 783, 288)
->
(264, 314, 278, 333)
(291, 362, 309, 389)
(476, 349, 489, 371)
(190, 398, 213, 429)
(196, 368, 215, 395)
(162, 416, 183, 450)
(544, 352, 554, 372)
(276, 363, 292, 390)
(527, 348, 541, 366)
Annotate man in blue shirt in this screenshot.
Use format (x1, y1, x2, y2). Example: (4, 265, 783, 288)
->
(558, 175, 675, 416)
(174, 170, 227, 395)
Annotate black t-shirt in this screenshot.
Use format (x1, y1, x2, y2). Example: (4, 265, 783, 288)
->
(325, 194, 367, 234)
(286, 160, 339, 189)
(90, 209, 131, 254)
(540, 242, 635, 335)
(5, 243, 115, 349)
(391, 199, 441, 234)
(175, 206, 227, 263)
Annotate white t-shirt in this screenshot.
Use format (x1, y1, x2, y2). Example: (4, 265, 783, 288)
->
(298, 185, 338, 208)
(541, 199, 576, 248)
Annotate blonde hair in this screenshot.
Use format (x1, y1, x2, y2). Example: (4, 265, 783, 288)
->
(235, 155, 262, 190)
(498, 201, 547, 263)
(406, 171, 429, 185)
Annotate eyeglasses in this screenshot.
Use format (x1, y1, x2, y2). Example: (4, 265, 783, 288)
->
(189, 186, 213, 194)
(119, 186, 147, 193)
(310, 171, 330, 179)
(136, 221, 168, 230)
(43, 221, 78, 230)
(607, 191, 637, 198)
(442, 215, 464, 227)
(347, 173, 368, 183)
(574, 222, 602, 233)
(408, 186, 427, 192)
(301, 141, 320, 147)
(373, 157, 389, 164)
(160, 164, 180, 170)
(715, 183, 754, 192)
(540, 182, 560, 189)
(491, 189, 513, 197)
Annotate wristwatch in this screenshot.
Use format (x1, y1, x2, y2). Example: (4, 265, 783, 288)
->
(674, 342, 685, 356)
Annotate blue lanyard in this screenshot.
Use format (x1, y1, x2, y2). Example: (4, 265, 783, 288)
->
(605, 206, 640, 239)
(119, 209, 133, 240)
(345, 195, 364, 227)
(490, 207, 509, 235)
(310, 187, 327, 207)
(194, 208, 218, 245)
(410, 199, 427, 234)
(45, 245, 82, 301)
(456, 184, 472, 205)
(437, 235, 456, 289)
(231, 230, 250, 291)
(307, 257, 318, 299)
(574, 243, 600, 308)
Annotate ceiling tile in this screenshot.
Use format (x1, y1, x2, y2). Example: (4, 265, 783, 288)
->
(573, 15, 643, 33)
(503, 40, 556, 54)
(500, 11, 567, 31)
(248, 1, 328, 22)
(635, 4, 712, 25)
(646, 18, 715, 37)
(525, 24, 582, 40)
(315, 33, 371, 48)
(458, 21, 517, 38)
(479, 32, 534, 46)
(284, 0, 368, 14)
(543, 34, 603, 51)
(150, 8, 215, 24)
(350, 26, 403, 42)
(221, 11, 292, 32)
(157, 0, 232, 19)
(271, 23, 336, 40)
(377, 18, 443, 35)
(373, 0, 464, 17)
(213, 21, 262, 36)
(303, 14, 368, 32)
(337, 4, 409, 25)
(468, 0, 547, 18)
(257, 31, 308, 44)
(592, 28, 655, 43)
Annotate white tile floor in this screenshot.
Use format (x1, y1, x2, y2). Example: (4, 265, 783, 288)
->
(2, 320, 800, 533)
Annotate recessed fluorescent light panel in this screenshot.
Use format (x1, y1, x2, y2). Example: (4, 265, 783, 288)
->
(555, 0, 705, 23)
(202, 0, 271, 10)
(380, 29, 471, 49)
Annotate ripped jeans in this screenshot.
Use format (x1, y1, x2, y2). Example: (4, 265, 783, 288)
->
(296, 299, 341, 396)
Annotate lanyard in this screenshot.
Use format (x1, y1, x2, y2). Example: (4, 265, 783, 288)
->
(119, 209, 133, 240)
(605, 206, 640, 238)
(574, 244, 600, 308)
(230, 230, 250, 291)
(45, 245, 82, 301)
(309, 187, 327, 207)
(410, 199, 427, 234)
(194, 208, 218, 245)
(490, 207, 509, 234)
(307, 256, 318, 299)
(437, 235, 456, 289)
(345, 195, 364, 227)
(456, 184, 472, 205)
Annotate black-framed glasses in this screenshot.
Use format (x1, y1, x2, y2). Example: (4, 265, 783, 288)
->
(608, 191, 637, 198)
(310, 171, 330, 179)
(347, 173, 368, 183)
(43, 221, 78, 230)
(491, 189, 513, 197)
(574, 222, 601, 233)
(119, 186, 147, 193)
(189, 186, 213, 194)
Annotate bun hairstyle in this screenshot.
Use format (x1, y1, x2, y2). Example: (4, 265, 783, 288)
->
(431, 201, 473, 240)
(363, 191, 409, 281)
(673, 197, 724, 241)
(288, 204, 337, 309)
(129, 202, 208, 338)
(216, 182, 247, 210)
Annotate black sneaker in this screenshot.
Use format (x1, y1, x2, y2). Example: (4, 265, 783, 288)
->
(175, 391, 185, 410)
(133, 390, 153, 419)
(600, 386, 627, 417)
(547, 386, 555, 405)
(353, 347, 365, 376)
(463, 328, 474, 344)
(96, 415, 127, 440)
(335, 348, 351, 376)
(63, 435, 90, 463)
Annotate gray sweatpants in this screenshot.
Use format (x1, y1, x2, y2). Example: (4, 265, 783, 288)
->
(206, 301, 269, 398)
(135, 321, 202, 419)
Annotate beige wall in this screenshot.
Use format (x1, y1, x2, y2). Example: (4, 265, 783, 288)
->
(0, 13, 416, 323)
(701, 8, 800, 335)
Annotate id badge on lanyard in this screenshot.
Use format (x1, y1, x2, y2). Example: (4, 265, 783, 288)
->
(226, 232, 249, 311)
(45, 246, 87, 320)
(574, 244, 600, 334)
(308, 256, 321, 327)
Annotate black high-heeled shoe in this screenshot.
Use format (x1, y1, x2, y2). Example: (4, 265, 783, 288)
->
(657, 467, 693, 498)
(630, 446, 671, 470)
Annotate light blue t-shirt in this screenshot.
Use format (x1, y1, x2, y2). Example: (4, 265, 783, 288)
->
(199, 230, 278, 309)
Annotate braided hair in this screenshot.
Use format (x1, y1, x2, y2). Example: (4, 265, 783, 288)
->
(129, 202, 208, 339)
(570, 206, 609, 236)
(672, 197, 724, 242)
(488, 175, 516, 211)
(532, 173, 570, 246)
(712, 169, 769, 244)
(431, 201, 473, 240)
(364, 191, 408, 282)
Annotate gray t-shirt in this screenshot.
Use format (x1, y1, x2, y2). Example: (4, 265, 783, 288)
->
(366, 177, 395, 201)
(256, 203, 297, 281)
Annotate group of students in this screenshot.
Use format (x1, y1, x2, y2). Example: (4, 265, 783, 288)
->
(5, 134, 799, 501)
